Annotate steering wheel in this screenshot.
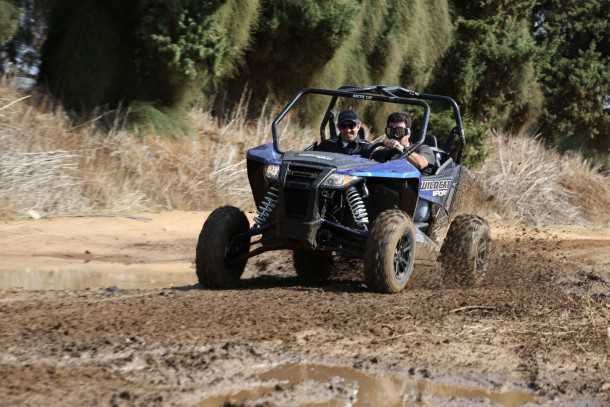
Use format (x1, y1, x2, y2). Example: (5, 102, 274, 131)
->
(398, 142, 422, 160)
(369, 140, 416, 160)
(369, 141, 387, 151)
(368, 141, 388, 159)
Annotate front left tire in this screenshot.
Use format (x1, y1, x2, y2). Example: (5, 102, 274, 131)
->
(196, 206, 250, 288)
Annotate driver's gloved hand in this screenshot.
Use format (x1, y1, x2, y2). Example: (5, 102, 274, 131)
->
(384, 139, 404, 152)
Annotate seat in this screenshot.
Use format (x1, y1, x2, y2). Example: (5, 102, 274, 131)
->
(443, 126, 464, 163)
(424, 134, 439, 148)
(423, 134, 444, 168)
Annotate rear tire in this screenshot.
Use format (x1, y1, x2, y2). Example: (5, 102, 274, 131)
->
(364, 209, 416, 293)
(196, 206, 249, 289)
(429, 168, 482, 244)
(293, 250, 334, 285)
(439, 214, 490, 287)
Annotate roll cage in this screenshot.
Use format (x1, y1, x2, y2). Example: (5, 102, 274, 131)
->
(271, 85, 467, 164)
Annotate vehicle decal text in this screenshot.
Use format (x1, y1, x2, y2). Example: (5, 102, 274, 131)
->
(420, 179, 452, 190)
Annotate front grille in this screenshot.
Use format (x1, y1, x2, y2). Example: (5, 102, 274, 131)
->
(285, 187, 310, 219)
(283, 164, 323, 219)
(286, 164, 323, 186)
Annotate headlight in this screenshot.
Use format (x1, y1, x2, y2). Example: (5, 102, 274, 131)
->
(321, 173, 361, 188)
(264, 164, 280, 180)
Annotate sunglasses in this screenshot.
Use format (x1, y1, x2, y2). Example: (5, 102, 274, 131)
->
(339, 121, 358, 130)
(385, 126, 410, 139)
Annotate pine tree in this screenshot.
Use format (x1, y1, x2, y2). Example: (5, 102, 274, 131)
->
(533, 0, 610, 161)
(0, 0, 19, 45)
(432, 0, 542, 130)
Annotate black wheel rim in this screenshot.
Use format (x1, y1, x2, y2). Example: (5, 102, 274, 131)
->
(394, 233, 414, 283)
(225, 236, 248, 262)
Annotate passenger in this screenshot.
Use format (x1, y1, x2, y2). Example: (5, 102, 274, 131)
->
(370, 112, 435, 171)
(315, 110, 372, 158)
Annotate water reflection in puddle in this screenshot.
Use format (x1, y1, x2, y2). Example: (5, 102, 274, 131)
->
(0, 268, 194, 290)
(201, 363, 536, 407)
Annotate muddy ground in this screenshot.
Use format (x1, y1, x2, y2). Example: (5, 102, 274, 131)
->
(0, 212, 609, 406)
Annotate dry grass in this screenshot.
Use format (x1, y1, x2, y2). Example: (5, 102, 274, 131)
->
(1, 84, 608, 225)
(0, 85, 310, 218)
(478, 133, 610, 225)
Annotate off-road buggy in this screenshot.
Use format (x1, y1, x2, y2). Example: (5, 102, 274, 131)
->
(196, 85, 490, 293)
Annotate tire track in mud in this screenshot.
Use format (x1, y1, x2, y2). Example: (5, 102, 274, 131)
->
(0, 214, 609, 405)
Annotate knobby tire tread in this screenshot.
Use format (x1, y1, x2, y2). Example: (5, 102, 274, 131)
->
(196, 206, 249, 289)
(364, 209, 416, 293)
(439, 214, 490, 287)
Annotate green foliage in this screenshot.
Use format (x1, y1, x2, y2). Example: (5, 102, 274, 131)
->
(534, 0, 610, 158)
(461, 118, 491, 167)
(427, 108, 490, 167)
(141, 0, 260, 86)
(222, 0, 362, 109)
(432, 1, 542, 130)
(38, 0, 452, 134)
(40, 0, 134, 111)
(223, 0, 453, 124)
(0, 0, 20, 44)
(126, 101, 191, 137)
(39, 0, 262, 134)
(427, 0, 546, 165)
(32, 0, 609, 165)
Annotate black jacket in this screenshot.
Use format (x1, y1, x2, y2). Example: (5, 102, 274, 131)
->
(314, 138, 373, 158)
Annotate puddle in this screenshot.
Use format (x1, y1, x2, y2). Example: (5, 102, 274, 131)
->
(0, 268, 195, 290)
(201, 363, 536, 407)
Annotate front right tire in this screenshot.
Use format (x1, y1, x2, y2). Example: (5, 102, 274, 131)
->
(364, 209, 416, 293)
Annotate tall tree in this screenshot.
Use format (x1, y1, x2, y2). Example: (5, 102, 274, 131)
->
(39, 0, 260, 117)
(0, 0, 19, 45)
(432, 0, 542, 130)
(37, 0, 453, 132)
(223, 0, 453, 125)
(533, 0, 610, 161)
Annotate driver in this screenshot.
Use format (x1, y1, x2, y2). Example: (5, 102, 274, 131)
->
(314, 110, 373, 158)
(370, 112, 435, 170)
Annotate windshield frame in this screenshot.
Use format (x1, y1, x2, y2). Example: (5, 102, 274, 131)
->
(271, 85, 465, 158)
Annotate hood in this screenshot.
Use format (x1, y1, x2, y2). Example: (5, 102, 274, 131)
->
(282, 151, 371, 170)
(282, 150, 421, 179)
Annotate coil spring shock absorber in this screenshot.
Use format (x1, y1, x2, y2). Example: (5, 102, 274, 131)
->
(346, 186, 369, 229)
(254, 185, 279, 226)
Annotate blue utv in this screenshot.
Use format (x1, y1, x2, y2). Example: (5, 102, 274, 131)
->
(196, 85, 491, 293)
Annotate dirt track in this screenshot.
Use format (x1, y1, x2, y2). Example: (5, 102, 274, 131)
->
(1, 212, 609, 406)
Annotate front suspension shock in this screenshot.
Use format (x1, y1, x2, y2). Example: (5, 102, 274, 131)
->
(254, 185, 279, 226)
(346, 186, 369, 229)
